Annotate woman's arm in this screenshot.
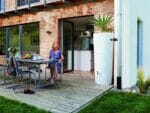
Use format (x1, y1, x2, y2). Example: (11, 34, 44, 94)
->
(58, 50, 64, 63)
(61, 54, 64, 61)
(59, 54, 64, 63)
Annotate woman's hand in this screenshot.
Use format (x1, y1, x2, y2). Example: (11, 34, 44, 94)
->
(58, 54, 64, 63)
(58, 59, 62, 63)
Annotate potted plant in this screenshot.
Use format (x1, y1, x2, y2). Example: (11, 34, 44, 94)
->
(8, 47, 20, 57)
(91, 15, 114, 85)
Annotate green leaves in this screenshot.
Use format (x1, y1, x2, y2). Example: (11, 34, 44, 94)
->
(91, 15, 113, 32)
(137, 69, 150, 94)
(8, 47, 20, 56)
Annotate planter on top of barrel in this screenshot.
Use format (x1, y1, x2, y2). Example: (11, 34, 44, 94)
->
(91, 15, 114, 85)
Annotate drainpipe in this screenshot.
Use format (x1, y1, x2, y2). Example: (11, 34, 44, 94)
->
(114, 0, 122, 88)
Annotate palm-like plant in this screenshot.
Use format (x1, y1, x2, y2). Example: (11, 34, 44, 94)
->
(91, 15, 113, 32)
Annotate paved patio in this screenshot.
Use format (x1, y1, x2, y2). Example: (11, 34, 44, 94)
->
(0, 71, 112, 113)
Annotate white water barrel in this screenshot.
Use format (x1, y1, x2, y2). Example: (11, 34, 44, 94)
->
(94, 33, 113, 85)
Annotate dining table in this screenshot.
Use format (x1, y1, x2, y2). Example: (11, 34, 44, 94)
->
(16, 58, 57, 91)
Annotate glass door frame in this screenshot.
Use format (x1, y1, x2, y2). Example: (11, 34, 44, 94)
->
(60, 20, 74, 72)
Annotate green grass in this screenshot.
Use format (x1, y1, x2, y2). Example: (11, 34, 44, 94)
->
(0, 96, 51, 113)
(79, 91, 150, 113)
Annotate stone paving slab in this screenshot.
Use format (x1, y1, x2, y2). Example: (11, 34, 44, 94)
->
(0, 72, 112, 113)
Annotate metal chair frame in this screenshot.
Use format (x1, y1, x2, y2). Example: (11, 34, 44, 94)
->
(3, 57, 39, 91)
(45, 61, 63, 81)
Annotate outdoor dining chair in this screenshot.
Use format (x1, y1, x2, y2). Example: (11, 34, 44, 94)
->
(2, 57, 20, 85)
(4, 57, 39, 91)
(0, 64, 7, 75)
(0, 58, 7, 84)
(0, 56, 17, 85)
(45, 60, 63, 82)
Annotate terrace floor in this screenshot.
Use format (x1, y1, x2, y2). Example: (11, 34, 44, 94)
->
(0, 71, 112, 113)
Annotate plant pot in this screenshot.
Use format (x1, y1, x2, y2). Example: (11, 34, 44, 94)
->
(94, 32, 113, 85)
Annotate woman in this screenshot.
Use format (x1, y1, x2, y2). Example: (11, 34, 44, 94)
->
(48, 42, 64, 83)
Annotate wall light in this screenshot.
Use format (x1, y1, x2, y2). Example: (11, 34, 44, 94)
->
(46, 31, 52, 34)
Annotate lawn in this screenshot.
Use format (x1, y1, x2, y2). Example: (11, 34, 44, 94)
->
(79, 91, 150, 113)
(0, 96, 51, 113)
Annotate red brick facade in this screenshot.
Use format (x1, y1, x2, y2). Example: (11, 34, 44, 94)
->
(0, 0, 114, 58)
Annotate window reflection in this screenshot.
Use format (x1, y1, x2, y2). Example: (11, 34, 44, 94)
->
(17, 0, 40, 6)
(0, 22, 39, 56)
(22, 23, 39, 54)
(9, 26, 19, 48)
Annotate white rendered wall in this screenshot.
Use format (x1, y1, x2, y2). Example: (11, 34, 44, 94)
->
(121, 0, 150, 88)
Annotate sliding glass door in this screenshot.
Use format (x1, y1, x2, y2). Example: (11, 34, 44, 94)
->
(61, 21, 74, 72)
(22, 23, 39, 55)
(0, 23, 39, 58)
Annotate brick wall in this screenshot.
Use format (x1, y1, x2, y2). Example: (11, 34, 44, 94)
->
(0, 0, 114, 58)
(0, 55, 6, 65)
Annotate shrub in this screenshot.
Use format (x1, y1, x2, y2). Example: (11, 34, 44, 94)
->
(137, 69, 150, 94)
